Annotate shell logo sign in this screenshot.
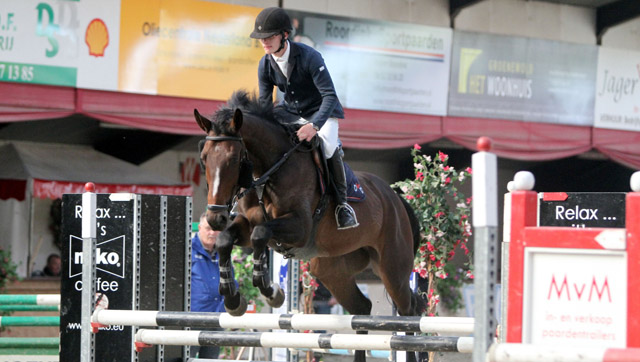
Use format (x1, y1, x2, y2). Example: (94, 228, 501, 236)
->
(85, 18, 109, 57)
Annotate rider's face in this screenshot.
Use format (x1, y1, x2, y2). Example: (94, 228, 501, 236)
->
(259, 33, 285, 55)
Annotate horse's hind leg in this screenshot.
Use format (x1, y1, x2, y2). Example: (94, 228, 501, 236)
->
(250, 225, 285, 308)
(311, 252, 372, 362)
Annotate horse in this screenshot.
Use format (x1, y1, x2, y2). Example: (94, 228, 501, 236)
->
(194, 90, 426, 361)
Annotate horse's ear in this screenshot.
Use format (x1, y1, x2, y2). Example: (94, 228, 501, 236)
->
(230, 108, 243, 133)
(194, 109, 212, 133)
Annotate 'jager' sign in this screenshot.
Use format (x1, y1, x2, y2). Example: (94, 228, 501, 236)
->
(538, 192, 626, 228)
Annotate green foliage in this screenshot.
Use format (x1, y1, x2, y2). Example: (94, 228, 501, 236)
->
(0, 248, 19, 293)
(230, 248, 264, 312)
(392, 145, 474, 314)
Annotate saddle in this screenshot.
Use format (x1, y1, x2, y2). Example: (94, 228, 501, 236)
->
(311, 139, 366, 203)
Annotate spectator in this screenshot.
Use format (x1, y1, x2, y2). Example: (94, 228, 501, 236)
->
(32, 253, 61, 277)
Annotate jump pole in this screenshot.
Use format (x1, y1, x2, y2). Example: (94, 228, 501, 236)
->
(0, 316, 59, 327)
(133, 330, 474, 354)
(472, 137, 499, 362)
(0, 295, 61, 306)
(92, 310, 474, 335)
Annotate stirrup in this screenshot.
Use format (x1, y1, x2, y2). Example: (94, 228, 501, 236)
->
(335, 203, 359, 230)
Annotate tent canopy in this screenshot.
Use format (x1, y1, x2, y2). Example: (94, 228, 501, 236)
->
(0, 142, 192, 200)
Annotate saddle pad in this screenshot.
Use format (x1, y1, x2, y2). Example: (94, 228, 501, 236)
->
(345, 162, 365, 202)
(315, 161, 365, 203)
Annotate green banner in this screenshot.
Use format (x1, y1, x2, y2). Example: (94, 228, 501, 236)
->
(0, 62, 76, 86)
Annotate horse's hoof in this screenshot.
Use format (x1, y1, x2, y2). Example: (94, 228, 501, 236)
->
(267, 283, 285, 308)
(226, 295, 247, 316)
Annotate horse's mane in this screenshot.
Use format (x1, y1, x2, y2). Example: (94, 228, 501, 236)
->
(212, 90, 278, 135)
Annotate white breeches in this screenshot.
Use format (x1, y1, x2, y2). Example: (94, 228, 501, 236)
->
(317, 117, 339, 159)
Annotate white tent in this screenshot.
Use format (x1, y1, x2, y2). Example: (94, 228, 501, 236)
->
(0, 141, 192, 277)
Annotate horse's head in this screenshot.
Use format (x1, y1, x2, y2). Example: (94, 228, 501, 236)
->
(194, 108, 253, 230)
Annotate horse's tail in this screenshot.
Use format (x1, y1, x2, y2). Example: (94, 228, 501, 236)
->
(395, 191, 421, 256)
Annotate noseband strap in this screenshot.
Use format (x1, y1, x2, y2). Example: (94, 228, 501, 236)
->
(204, 135, 244, 212)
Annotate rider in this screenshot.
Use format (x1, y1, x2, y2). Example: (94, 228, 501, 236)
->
(250, 7, 358, 230)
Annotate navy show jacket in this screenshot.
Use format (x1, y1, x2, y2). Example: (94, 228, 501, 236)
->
(258, 41, 344, 129)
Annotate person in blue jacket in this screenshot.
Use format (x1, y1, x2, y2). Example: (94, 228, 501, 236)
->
(250, 7, 358, 230)
(191, 212, 233, 358)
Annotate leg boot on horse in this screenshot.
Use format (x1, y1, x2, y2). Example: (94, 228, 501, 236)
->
(328, 148, 359, 230)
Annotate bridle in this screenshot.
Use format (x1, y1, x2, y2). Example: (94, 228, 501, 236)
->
(203, 135, 245, 212)
(202, 133, 305, 219)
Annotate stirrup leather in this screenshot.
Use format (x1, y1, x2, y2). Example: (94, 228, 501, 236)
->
(335, 203, 359, 230)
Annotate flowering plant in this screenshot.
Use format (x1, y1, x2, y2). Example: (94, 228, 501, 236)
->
(230, 248, 264, 312)
(392, 145, 473, 316)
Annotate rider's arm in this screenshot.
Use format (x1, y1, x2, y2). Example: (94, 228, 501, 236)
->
(257, 57, 275, 106)
(307, 51, 339, 130)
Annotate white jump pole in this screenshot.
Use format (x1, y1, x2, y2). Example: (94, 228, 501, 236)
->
(133, 329, 475, 354)
(92, 310, 474, 335)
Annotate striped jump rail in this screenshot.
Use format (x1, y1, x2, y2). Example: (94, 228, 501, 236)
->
(0, 316, 59, 327)
(92, 310, 474, 334)
(133, 329, 474, 353)
(0, 295, 60, 306)
(0, 305, 60, 312)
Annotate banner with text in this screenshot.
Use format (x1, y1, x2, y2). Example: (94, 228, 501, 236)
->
(594, 47, 640, 132)
(287, 10, 452, 116)
(0, 0, 120, 90)
(448, 31, 597, 126)
(118, 0, 263, 100)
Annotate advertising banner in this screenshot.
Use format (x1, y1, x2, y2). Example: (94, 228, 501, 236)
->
(118, 0, 263, 100)
(449, 31, 597, 126)
(287, 10, 452, 116)
(594, 47, 640, 132)
(523, 248, 627, 348)
(0, 0, 120, 90)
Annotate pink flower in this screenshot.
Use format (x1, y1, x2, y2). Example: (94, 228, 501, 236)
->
(438, 151, 447, 162)
(429, 254, 436, 261)
(465, 167, 472, 174)
(426, 242, 435, 252)
(435, 260, 442, 268)
(434, 211, 444, 218)
(443, 166, 450, 171)
(406, 195, 414, 200)
(445, 177, 451, 185)
(419, 269, 428, 278)
(466, 197, 472, 205)
(414, 144, 422, 150)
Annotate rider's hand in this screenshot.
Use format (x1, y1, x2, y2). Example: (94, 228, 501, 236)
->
(297, 123, 317, 142)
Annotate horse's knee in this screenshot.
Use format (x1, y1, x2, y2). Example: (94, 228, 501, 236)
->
(216, 231, 234, 256)
(250, 225, 272, 248)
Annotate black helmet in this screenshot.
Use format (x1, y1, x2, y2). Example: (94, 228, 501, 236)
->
(250, 7, 293, 39)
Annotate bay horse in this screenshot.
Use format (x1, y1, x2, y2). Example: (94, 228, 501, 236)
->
(195, 91, 426, 361)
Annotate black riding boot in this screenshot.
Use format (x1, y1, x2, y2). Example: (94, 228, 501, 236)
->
(328, 149, 359, 230)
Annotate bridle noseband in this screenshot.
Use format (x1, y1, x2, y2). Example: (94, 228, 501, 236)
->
(203, 135, 245, 212)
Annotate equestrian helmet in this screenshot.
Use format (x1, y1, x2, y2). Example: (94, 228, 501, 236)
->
(250, 7, 293, 39)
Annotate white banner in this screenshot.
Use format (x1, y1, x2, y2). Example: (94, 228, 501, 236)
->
(523, 248, 627, 348)
(0, 0, 120, 90)
(289, 10, 452, 116)
(594, 47, 640, 132)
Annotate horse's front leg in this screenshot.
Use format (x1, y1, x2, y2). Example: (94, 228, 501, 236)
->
(216, 217, 250, 316)
(250, 214, 306, 308)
